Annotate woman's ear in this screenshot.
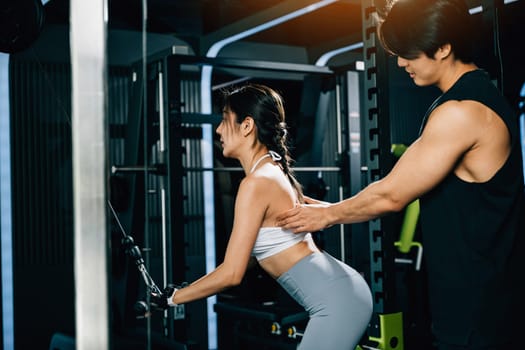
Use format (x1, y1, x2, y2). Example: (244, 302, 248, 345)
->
(242, 116, 255, 136)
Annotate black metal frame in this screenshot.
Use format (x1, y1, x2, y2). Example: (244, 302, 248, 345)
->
(361, 0, 399, 344)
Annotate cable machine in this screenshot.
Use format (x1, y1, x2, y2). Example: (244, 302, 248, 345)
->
(110, 50, 365, 349)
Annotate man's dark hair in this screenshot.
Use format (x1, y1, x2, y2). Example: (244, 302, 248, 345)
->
(377, 0, 475, 62)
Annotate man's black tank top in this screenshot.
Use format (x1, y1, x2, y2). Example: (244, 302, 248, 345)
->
(419, 69, 525, 346)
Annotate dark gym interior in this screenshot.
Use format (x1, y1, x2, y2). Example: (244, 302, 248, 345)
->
(1, 0, 524, 349)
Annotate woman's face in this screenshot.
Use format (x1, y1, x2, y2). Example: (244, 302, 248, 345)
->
(216, 106, 243, 158)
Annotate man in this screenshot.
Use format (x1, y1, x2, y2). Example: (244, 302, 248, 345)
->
(276, 0, 525, 349)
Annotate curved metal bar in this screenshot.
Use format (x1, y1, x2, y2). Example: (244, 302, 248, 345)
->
(112, 165, 341, 173)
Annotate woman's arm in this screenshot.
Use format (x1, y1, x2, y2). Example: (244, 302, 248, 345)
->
(170, 175, 269, 305)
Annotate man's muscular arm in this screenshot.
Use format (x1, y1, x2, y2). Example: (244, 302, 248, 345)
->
(276, 101, 479, 233)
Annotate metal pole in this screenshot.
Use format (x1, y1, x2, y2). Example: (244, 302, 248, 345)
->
(157, 64, 171, 333)
(157, 60, 178, 338)
(335, 78, 346, 261)
(70, 0, 110, 349)
(0, 53, 14, 350)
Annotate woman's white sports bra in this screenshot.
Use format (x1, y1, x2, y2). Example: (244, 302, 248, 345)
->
(251, 227, 313, 261)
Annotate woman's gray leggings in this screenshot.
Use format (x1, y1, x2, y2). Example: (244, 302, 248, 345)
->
(277, 251, 373, 350)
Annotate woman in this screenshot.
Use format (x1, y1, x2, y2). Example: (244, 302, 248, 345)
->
(155, 83, 373, 349)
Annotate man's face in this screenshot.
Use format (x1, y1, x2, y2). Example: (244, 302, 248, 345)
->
(396, 52, 442, 87)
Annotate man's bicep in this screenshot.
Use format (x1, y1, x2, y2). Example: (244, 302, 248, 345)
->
(384, 109, 474, 203)
(390, 138, 456, 198)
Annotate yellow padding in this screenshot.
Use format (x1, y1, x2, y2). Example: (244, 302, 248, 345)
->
(368, 312, 404, 350)
(395, 200, 420, 254)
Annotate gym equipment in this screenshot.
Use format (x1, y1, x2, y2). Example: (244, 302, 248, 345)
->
(361, 1, 410, 347)
(214, 300, 308, 349)
(395, 200, 422, 271)
(391, 144, 423, 271)
(358, 313, 404, 350)
(108, 200, 164, 317)
(0, 0, 45, 54)
(367, 312, 404, 350)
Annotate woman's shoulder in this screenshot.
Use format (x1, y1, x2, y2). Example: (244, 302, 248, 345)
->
(238, 169, 277, 197)
(240, 165, 293, 198)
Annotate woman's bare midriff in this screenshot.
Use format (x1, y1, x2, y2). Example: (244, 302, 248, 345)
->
(258, 239, 321, 279)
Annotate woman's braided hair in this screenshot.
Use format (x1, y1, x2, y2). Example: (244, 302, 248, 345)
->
(222, 83, 304, 202)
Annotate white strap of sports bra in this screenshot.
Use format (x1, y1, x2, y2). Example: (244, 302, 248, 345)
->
(250, 151, 282, 174)
(268, 150, 282, 161)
